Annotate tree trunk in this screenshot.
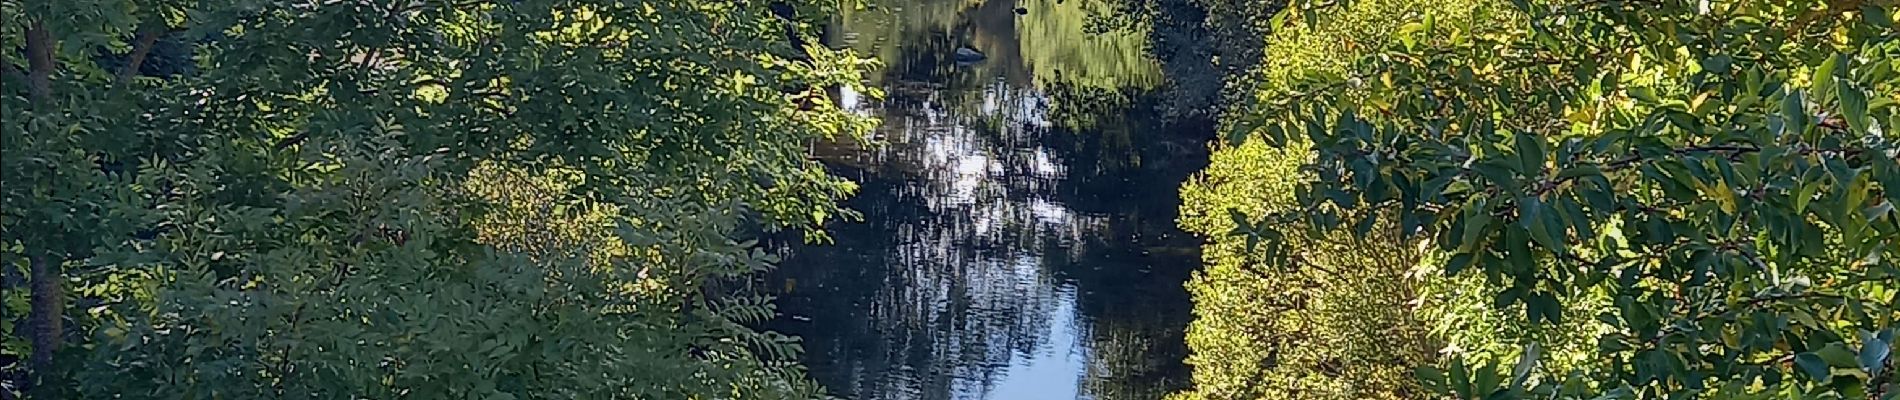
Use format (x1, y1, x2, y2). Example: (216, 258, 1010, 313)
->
(26, 254, 61, 394)
(24, 21, 52, 102)
(22, 17, 63, 393)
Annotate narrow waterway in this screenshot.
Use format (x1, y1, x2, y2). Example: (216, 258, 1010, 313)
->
(762, 1, 1214, 399)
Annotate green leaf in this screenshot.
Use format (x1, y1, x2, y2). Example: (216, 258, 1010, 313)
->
(1782, 90, 1809, 135)
(1495, 288, 1523, 309)
(1796, 352, 1831, 381)
(1819, 343, 1859, 367)
(1861, 330, 1891, 376)
(1474, 361, 1502, 396)
(1555, 198, 1592, 249)
(1475, 160, 1523, 192)
(1701, 55, 1732, 74)
(1462, 202, 1493, 248)
(1446, 252, 1477, 276)
(1227, 208, 1254, 235)
(1515, 133, 1545, 174)
(1796, 181, 1821, 214)
(1541, 293, 1562, 324)
(1812, 53, 1843, 98)
(1527, 291, 1561, 325)
(1505, 225, 1534, 271)
(1418, 366, 1449, 394)
(1838, 80, 1870, 135)
(1521, 196, 1563, 251)
(1451, 357, 1473, 398)
(1599, 338, 1631, 353)
(1629, 87, 1660, 103)
(1270, 6, 1292, 28)
(1354, 212, 1379, 236)
(1581, 184, 1614, 214)
(1865, 4, 1894, 28)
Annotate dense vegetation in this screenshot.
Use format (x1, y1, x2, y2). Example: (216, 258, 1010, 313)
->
(7, 0, 1893, 398)
(1178, 0, 1897, 398)
(1, 0, 873, 398)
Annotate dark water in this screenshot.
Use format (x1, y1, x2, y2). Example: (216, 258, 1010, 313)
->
(762, 1, 1213, 399)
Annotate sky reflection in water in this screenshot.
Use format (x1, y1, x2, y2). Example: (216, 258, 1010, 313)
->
(762, 1, 1206, 399)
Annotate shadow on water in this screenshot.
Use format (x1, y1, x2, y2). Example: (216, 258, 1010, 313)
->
(759, 1, 1214, 399)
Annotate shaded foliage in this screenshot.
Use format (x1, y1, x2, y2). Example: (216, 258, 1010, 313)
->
(1, 0, 873, 397)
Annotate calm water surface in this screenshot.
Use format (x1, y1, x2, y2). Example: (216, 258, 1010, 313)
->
(762, 1, 1212, 399)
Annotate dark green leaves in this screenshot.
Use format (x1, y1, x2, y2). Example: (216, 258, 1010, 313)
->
(1518, 196, 1564, 253)
(1793, 343, 1864, 382)
(1446, 252, 1478, 276)
(1472, 361, 1502, 397)
(1451, 358, 1473, 398)
(1227, 208, 1273, 252)
(1462, 199, 1493, 249)
(1782, 89, 1809, 134)
(1701, 55, 1732, 74)
(1796, 352, 1831, 381)
(1526, 291, 1561, 325)
(1418, 365, 1449, 393)
(1514, 132, 1545, 174)
(1837, 79, 1870, 135)
(1863, 4, 1893, 29)
(1860, 329, 1892, 377)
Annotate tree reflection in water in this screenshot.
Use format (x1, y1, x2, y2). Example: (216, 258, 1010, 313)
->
(759, 0, 1211, 398)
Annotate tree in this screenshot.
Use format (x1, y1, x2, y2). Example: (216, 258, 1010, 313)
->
(1238, 0, 1899, 397)
(2, 0, 874, 397)
(1167, 1, 1613, 398)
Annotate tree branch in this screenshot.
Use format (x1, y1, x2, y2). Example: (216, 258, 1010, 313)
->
(116, 26, 164, 86)
(1603, 144, 1762, 170)
(270, 304, 306, 396)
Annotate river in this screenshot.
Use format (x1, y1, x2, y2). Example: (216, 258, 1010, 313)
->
(760, 0, 1214, 399)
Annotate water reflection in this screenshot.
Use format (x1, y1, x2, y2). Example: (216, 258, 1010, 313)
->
(762, 1, 1208, 399)
(840, 0, 1159, 91)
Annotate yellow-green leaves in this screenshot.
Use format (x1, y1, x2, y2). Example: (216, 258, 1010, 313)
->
(1217, 0, 1900, 397)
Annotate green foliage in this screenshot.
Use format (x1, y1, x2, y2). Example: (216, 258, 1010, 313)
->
(1172, 138, 1446, 400)
(1166, 0, 1612, 398)
(1235, 0, 1900, 397)
(2, 0, 873, 397)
